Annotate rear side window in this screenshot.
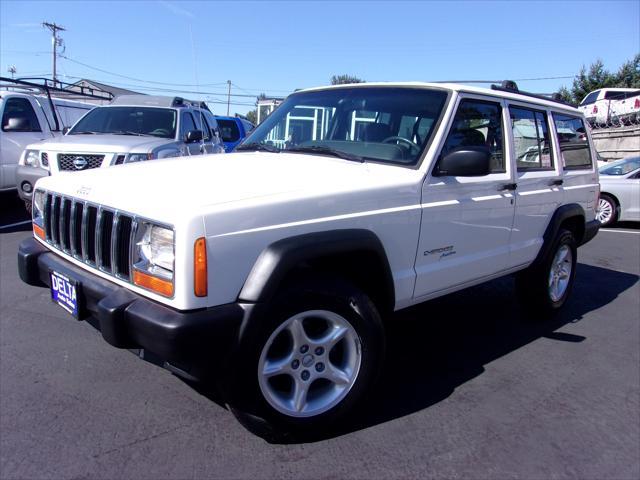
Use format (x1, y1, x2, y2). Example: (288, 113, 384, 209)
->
(510, 107, 553, 171)
(1, 97, 41, 132)
(552, 114, 592, 169)
(441, 99, 505, 173)
(604, 90, 639, 100)
(217, 119, 241, 142)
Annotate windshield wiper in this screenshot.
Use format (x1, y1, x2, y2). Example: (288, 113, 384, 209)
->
(70, 131, 100, 135)
(111, 131, 154, 137)
(236, 142, 281, 153)
(285, 145, 365, 163)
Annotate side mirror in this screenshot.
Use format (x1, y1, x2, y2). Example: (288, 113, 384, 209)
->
(434, 146, 492, 177)
(62, 126, 70, 135)
(185, 129, 203, 143)
(3, 117, 29, 131)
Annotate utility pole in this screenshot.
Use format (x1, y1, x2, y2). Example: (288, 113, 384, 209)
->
(226, 80, 231, 115)
(42, 21, 65, 86)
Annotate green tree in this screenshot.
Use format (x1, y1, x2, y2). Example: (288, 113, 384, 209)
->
(330, 74, 365, 85)
(613, 53, 640, 88)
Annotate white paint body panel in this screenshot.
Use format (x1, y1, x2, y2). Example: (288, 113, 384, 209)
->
(33, 82, 599, 313)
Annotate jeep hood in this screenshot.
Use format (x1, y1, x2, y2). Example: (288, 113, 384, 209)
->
(35, 152, 418, 224)
(30, 134, 172, 153)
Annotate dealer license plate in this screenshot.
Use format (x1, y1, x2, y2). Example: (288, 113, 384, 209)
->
(50, 270, 79, 318)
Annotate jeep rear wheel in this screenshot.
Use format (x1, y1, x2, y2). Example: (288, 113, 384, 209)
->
(516, 229, 577, 317)
(224, 276, 384, 440)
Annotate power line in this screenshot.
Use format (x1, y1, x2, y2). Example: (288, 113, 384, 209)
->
(60, 55, 229, 87)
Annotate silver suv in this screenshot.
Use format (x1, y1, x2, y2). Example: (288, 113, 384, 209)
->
(17, 95, 224, 212)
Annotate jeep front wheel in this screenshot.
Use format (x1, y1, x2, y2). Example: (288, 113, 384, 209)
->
(224, 276, 385, 440)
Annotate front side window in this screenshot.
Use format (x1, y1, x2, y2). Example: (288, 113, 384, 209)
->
(69, 107, 177, 139)
(440, 99, 505, 172)
(239, 87, 449, 166)
(180, 112, 197, 138)
(552, 113, 592, 169)
(1, 97, 41, 132)
(510, 107, 554, 170)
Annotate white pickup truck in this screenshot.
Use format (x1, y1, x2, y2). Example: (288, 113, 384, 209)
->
(18, 81, 600, 440)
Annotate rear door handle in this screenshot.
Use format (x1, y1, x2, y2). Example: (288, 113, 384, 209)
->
(498, 183, 517, 192)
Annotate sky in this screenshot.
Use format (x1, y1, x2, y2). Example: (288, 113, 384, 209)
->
(1, 0, 639, 115)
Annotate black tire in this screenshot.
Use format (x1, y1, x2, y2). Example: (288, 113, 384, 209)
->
(24, 200, 32, 216)
(516, 229, 577, 318)
(596, 193, 618, 228)
(222, 275, 385, 441)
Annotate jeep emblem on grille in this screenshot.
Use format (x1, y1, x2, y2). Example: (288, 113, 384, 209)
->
(73, 156, 88, 170)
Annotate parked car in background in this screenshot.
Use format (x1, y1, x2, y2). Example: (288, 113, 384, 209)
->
(596, 156, 640, 226)
(17, 95, 225, 213)
(1, 77, 99, 192)
(215, 115, 254, 152)
(579, 88, 640, 126)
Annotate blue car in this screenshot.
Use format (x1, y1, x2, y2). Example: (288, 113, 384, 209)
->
(215, 116, 254, 152)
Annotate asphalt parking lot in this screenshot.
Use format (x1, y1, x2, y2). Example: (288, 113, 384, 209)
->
(1, 190, 638, 480)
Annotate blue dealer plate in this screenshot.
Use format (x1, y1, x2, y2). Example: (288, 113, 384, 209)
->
(50, 270, 79, 318)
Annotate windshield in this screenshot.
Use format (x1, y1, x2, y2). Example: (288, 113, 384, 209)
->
(240, 87, 449, 166)
(599, 156, 640, 175)
(69, 106, 177, 138)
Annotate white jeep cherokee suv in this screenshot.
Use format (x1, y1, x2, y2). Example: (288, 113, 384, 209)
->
(18, 81, 600, 439)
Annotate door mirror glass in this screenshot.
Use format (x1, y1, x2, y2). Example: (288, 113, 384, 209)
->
(185, 129, 203, 143)
(434, 146, 492, 176)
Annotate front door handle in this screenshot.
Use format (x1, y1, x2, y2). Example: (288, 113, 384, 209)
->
(549, 179, 564, 186)
(498, 183, 517, 192)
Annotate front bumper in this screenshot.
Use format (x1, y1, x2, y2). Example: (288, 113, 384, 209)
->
(18, 237, 246, 380)
(16, 166, 48, 202)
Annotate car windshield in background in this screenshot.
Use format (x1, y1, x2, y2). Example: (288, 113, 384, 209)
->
(69, 107, 177, 139)
(239, 87, 449, 166)
(599, 157, 640, 175)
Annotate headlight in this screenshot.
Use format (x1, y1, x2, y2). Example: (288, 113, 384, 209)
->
(33, 190, 45, 220)
(22, 150, 40, 167)
(125, 153, 151, 163)
(32, 190, 46, 239)
(134, 223, 174, 280)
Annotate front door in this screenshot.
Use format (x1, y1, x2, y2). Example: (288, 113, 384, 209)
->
(414, 95, 516, 299)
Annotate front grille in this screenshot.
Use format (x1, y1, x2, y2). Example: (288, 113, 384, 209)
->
(43, 193, 135, 280)
(41, 152, 49, 167)
(58, 153, 105, 171)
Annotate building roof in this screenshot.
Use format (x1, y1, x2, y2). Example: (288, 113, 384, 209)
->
(71, 79, 142, 98)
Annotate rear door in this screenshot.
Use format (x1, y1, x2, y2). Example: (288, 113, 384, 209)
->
(414, 95, 515, 298)
(507, 103, 564, 267)
(551, 113, 598, 222)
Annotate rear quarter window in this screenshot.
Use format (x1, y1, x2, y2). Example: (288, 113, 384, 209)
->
(552, 113, 592, 169)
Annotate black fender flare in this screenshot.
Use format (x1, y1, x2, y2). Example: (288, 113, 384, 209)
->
(533, 203, 585, 267)
(238, 229, 395, 308)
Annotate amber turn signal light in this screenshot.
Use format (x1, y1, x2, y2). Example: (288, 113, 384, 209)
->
(133, 269, 174, 297)
(33, 223, 45, 240)
(194, 237, 208, 297)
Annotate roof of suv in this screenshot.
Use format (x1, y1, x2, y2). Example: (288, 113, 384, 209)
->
(110, 95, 209, 110)
(297, 81, 581, 114)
